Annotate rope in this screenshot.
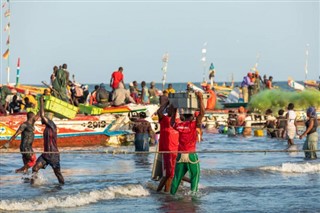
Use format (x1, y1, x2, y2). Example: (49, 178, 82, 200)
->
(0, 149, 319, 155)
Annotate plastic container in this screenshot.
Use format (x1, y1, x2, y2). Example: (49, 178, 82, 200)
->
(169, 92, 209, 109)
(254, 129, 264, 137)
(43, 95, 78, 119)
(79, 104, 102, 115)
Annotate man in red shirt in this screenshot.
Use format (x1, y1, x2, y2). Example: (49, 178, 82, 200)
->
(170, 92, 205, 195)
(156, 100, 179, 192)
(110, 67, 125, 91)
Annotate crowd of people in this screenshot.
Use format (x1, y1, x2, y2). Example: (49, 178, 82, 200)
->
(224, 102, 318, 160)
(0, 65, 318, 195)
(240, 71, 273, 102)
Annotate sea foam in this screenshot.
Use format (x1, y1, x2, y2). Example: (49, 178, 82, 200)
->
(260, 162, 320, 173)
(0, 184, 149, 211)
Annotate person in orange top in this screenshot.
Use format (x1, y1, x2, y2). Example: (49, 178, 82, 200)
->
(266, 76, 273, 89)
(204, 84, 216, 110)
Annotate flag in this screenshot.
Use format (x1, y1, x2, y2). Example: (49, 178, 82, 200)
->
(6, 36, 10, 45)
(4, 9, 10, 17)
(2, 49, 9, 59)
(4, 23, 10, 31)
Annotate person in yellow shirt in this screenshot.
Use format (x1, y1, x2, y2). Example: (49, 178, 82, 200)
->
(165, 83, 175, 94)
(24, 90, 38, 108)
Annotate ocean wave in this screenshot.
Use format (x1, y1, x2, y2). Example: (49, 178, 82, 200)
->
(260, 162, 320, 173)
(0, 184, 149, 211)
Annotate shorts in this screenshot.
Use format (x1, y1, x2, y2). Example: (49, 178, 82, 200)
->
(22, 153, 37, 167)
(36, 154, 61, 169)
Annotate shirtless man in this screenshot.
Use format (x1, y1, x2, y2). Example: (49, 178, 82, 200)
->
(2, 111, 40, 173)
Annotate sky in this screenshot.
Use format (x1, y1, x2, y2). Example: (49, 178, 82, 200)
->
(1, 0, 319, 85)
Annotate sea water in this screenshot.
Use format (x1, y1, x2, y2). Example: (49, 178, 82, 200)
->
(0, 129, 319, 212)
(1, 81, 320, 212)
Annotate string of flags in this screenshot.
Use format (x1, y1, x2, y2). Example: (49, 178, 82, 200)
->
(2, 0, 10, 60)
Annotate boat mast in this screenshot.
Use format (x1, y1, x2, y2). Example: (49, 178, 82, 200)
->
(161, 52, 169, 91)
(201, 42, 207, 83)
(304, 43, 309, 81)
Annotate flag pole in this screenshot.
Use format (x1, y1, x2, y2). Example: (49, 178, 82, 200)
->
(304, 43, 309, 81)
(16, 58, 20, 86)
(201, 42, 207, 83)
(161, 52, 169, 91)
(7, 0, 11, 85)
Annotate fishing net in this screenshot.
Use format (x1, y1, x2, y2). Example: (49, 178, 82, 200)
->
(248, 88, 320, 113)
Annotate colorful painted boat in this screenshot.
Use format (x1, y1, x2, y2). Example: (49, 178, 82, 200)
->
(0, 104, 159, 148)
(0, 113, 130, 148)
(6, 84, 46, 96)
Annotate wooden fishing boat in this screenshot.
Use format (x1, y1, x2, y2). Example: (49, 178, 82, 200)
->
(0, 113, 130, 148)
(288, 78, 305, 91)
(0, 104, 159, 148)
(304, 80, 319, 90)
(6, 84, 46, 96)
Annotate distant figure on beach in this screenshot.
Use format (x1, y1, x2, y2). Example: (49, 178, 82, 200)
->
(204, 84, 216, 110)
(52, 64, 69, 102)
(170, 91, 204, 195)
(95, 83, 110, 108)
(132, 112, 154, 152)
(141, 81, 150, 104)
(300, 107, 318, 160)
(208, 63, 215, 86)
(243, 111, 252, 136)
(2, 111, 39, 173)
(23, 97, 35, 111)
(253, 71, 261, 94)
(276, 109, 286, 138)
(31, 96, 64, 185)
(149, 81, 159, 104)
(165, 84, 175, 94)
(50, 66, 59, 85)
(129, 81, 140, 103)
(265, 109, 277, 138)
(266, 76, 273, 89)
(8, 94, 23, 114)
(286, 103, 298, 145)
(89, 85, 100, 105)
(110, 67, 125, 91)
(112, 82, 135, 106)
(241, 73, 254, 103)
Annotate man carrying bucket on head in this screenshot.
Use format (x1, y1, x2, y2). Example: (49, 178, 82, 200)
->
(156, 98, 179, 192)
(170, 91, 205, 195)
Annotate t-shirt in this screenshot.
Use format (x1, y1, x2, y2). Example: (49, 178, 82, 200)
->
(174, 120, 197, 152)
(42, 120, 59, 161)
(111, 71, 124, 89)
(159, 116, 179, 151)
